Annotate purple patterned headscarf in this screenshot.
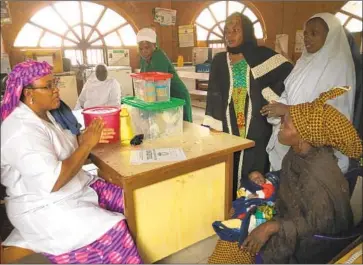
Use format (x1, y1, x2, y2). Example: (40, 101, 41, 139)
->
(1, 60, 53, 121)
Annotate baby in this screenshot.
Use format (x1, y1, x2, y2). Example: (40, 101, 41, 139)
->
(213, 171, 276, 244)
(237, 171, 275, 200)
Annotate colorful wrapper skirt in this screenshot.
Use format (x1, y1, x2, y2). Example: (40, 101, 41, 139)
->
(43, 180, 143, 264)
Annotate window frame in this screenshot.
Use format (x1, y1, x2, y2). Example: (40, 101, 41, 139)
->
(335, 1, 362, 33)
(13, 1, 137, 66)
(194, 1, 265, 47)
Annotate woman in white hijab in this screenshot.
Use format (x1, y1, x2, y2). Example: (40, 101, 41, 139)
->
(74, 63, 121, 110)
(261, 13, 356, 173)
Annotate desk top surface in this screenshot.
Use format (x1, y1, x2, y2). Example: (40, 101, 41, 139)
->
(90, 122, 254, 179)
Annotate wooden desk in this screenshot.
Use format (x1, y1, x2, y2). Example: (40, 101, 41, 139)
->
(90, 122, 254, 263)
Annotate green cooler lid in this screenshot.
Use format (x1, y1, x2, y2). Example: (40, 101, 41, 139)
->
(121, 96, 185, 111)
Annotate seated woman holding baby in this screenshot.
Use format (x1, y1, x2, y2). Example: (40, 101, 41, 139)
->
(209, 87, 362, 264)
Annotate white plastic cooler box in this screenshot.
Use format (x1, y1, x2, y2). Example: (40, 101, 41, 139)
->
(122, 96, 185, 140)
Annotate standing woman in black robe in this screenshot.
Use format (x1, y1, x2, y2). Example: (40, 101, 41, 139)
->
(203, 13, 293, 198)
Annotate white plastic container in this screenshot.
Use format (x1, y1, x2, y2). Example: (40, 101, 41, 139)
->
(130, 72, 172, 103)
(122, 96, 185, 140)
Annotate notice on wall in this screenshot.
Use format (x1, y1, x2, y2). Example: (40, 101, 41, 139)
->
(130, 148, 186, 165)
(1, 1, 11, 24)
(153, 7, 176, 26)
(1, 54, 11, 73)
(275, 34, 289, 55)
(108, 49, 130, 66)
(178, 25, 194, 48)
(294, 30, 304, 53)
(192, 47, 209, 65)
(37, 55, 54, 66)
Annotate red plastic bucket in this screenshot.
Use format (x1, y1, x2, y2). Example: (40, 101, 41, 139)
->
(82, 106, 121, 143)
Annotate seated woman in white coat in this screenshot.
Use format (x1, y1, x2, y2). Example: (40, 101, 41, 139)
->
(0, 60, 142, 264)
(74, 63, 121, 110)
(261, 13, 357, 173)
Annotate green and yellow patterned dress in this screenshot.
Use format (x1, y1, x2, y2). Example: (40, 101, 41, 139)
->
(231, 59, 248, 138)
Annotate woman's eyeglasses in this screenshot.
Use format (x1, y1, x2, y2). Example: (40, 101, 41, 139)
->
(26, 78, 60, 90)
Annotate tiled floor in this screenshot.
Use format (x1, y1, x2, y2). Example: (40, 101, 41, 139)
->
(155, 235, 218, 264)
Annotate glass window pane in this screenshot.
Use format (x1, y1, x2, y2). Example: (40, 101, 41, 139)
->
(243, 7, 258, 23)
(73, 25, 82, 39)
(40, 32, 62, 47)
(335, 12, 349, 25)
(196, 25, 209, 40)
(220, 22, 226, 30)
(342, 1, 362, 18)
(54, 1, 80, 26)
(66, 31, 78, 42)
(209, 33, 222, 41)
(64, 49, 83, 65)
(213, 26, 223, 37)
(81, 1, 104, 25)
(227, 1, 245, 16)
(345, 18, 363, 32)
(196, 9, 215, 29)
(97, 8, 126, 34)
(14, 23, 43, 47)
(104, 32, 122, 46)
(89, 31, 100, 42)
(91, 39, 103, 46)
(119, 25, 137, 46)
(64, 39, 77, 47)
(30, 6, 68, 35)
(86, 49, 104, 65)
(254, 22, 264, 39)
(209, 1, 227, 22)
(83, 25, 92, 40)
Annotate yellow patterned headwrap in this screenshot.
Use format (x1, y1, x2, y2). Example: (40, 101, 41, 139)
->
(289, 86, 362, 159)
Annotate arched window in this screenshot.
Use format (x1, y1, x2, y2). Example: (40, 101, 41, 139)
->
(335, 1, 362, 33)
(194, 1, 264, 48)
(14, 1, 137, 65)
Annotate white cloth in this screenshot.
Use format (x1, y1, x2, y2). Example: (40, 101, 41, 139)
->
(74, 63, 121, 110)
(136, 28, 157, 43)
(1, 102, 124, 255)
(267, 13, 356, 173)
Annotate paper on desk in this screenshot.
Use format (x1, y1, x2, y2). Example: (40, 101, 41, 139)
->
(130, 148, 186, 164)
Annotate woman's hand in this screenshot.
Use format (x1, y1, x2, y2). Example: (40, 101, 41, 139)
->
(261, 101, 289, 118)
(241, 221, 280, 255)
(78, 117, 105, 149)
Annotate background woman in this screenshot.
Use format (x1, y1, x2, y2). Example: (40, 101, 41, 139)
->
(1, 60, 142, 264)
(262, 13, 357, 173)
(74, 63, 121, 110)
(136, 28, 193, 122)
(203, 13, 293, 198)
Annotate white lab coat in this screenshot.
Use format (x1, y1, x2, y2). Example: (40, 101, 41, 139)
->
(1, 102, 124, 255)
(74, 78, 121, 110)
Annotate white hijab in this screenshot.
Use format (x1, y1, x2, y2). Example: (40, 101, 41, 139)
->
(283, 12, 356, 120)
(267, 13, 356, 173)
(74, 63, 121, 110)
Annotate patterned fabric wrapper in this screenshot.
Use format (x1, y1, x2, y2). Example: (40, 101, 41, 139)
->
(1, 60, 53, 121)
(289, 86, 363, 159)
(208, 208, 255, 264)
